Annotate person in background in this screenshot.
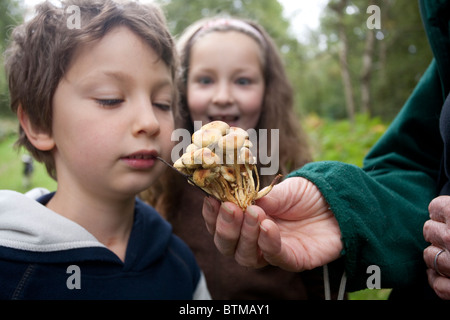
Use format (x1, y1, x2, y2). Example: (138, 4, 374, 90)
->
(21, 154, 34, 189)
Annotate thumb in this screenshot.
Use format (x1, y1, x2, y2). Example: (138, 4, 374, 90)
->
(256, 176, 313, 217)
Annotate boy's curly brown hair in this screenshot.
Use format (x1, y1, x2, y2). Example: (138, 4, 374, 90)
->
(4, 0, 177, 180)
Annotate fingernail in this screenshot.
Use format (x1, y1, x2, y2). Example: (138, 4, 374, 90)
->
(221, 203, 234, 223)
(204, 197, 213, 213)
(246, 207, 259, 226)
(260, 221, 268, 232)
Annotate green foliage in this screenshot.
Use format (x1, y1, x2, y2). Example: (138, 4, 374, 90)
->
(302, 0, 433, 120)
(158, 0, 290, 39)
(303, 112, 388, 166)
(348, 288, 391, 300)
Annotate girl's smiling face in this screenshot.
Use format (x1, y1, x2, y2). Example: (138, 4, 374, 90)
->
(50, 26, 174, 200)
(187, 31, 265, 130)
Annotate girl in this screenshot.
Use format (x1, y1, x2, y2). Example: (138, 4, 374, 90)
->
(142, 16, 326, 299)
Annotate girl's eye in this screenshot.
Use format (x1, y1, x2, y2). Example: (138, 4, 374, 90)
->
(236, 78, 251, 85)
(96, 99, 124, 107)
(198, 76, 213, 85)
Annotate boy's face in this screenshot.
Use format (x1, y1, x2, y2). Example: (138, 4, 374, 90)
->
(50, 26, 174, 199)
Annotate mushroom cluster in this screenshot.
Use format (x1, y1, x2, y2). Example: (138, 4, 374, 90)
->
(174, 121, 278, 210)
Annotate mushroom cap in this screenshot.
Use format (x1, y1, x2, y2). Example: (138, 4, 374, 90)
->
(173, 158, 185, 170)
(193, 147, 221, 168)
(201, 121, 230, 135)
(176, 122, 265, 210)
(218, 132, 246, 152)
(186, 143, 199, 153)
(174, 157, 191, 175)
(243, 139, 253, 149)
(192, 128, 223, 148)
(239, 147, 256, 164)
(181, 150, 200, 169)
(228, 127, 249, 139)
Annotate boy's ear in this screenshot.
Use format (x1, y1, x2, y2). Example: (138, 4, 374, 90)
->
(17, 104, 55, 151)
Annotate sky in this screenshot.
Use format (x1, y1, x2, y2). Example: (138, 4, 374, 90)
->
(23, 0, 327, 42)
(278, 0, 328, 42)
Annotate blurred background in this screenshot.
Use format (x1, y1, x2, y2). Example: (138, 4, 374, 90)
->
(0, 0, 430, 299)
(1, 0, 431, 187)
(1, 0, 431, 122)
(0, 0, 432, 202)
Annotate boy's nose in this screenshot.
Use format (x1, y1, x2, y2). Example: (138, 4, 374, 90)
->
(212, 82, 234, 107)
(132, 101, 160, 137)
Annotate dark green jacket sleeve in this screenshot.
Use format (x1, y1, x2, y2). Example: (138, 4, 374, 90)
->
(288, 60, 443, 290)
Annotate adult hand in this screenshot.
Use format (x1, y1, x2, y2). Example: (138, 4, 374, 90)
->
(202, 177, 343, 272)
(423, 196, 450, 300)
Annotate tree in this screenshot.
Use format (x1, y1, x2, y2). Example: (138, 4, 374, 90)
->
(0, 0, 24, 118)
(158, 0, 290, 40)
(360, 1, 378, 115)
(328, 0, 356, 122)
(309, 0, 432, 121)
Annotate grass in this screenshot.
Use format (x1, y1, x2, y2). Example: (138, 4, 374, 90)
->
(303, 113, 388, 166)
(348, 289, 392, 300)
(0, 119, 56, 192)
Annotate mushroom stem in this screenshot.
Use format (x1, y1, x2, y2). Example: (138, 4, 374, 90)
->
(245, 164, 256, 197)
(217, 176, 236, 203)
(234, 160, 246, 209)
(253, 165, 260, 194)
(255, 174, 282, 200)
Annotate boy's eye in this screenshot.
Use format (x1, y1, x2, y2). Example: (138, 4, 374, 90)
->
(154, 103, 172, 111)
(96, 99, 124, 107)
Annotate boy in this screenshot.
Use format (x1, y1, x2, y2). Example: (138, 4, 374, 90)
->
(0, 0, 210, 299)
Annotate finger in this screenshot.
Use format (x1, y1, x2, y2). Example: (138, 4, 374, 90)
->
(258, 219, 282, 263)
(424, 246, 450, 277)
(202, 197, 221, 235)
(424, 246, 440, 269)
(213, 202, 244, 256)
(423, 220, 449, 248)
(256, 177, 329, 221)
(255, 187, 283, 215)
(427, 268, 450, 300)
(234, 206, 267, 268)
(258, 219, 301, 272)
(428, 196, 450, 225)
(256, 177, 303, 217)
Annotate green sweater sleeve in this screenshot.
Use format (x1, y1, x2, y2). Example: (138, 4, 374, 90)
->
(288, 60, 444, 290)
